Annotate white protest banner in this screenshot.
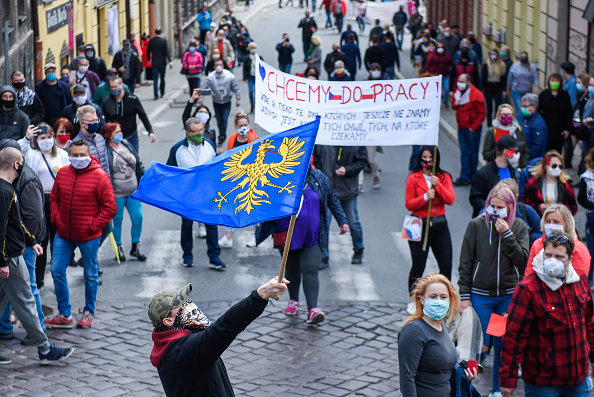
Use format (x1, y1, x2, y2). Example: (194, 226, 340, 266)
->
(255, 57, 441, 146)
(362, 1, 407, 28)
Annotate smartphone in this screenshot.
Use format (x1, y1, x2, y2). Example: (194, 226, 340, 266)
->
(198, 89, 212, 96)
(467, 360, 478, 374)
(36, 126, 48, 135)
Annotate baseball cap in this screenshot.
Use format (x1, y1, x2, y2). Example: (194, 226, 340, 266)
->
(73, 85, 86, 94)
(369, 62, 381, 70)
(44, 62, 57, 71)
(123, 39, 131, 44)
(148, 284, 192, 327)
(107, 68, 118, 76)
(496, 135, 518, 151)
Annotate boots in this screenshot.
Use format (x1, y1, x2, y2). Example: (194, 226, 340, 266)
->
(117, 245, 126, 262)
(130, 243, 147, 261)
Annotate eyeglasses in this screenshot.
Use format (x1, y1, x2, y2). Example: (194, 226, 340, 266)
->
(546, 234, 569, 244)
(549, 164, 564, 170)
(190, 129, 205, 134)
(82, 119, 100, 124)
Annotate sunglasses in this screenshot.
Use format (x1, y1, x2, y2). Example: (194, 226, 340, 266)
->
(549, 164, 564, 170)
(546, 234, 569, 244)
(236, 114, 249, 120)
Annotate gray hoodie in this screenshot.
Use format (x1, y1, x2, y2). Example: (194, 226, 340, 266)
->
(203, 69, 241, 104)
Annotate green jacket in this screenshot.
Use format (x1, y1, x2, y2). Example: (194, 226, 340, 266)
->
(92, 82, 130, 107)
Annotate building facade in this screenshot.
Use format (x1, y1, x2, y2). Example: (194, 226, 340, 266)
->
(0, 0, 35, 85)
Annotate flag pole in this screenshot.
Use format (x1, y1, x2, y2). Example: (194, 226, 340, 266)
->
(422, 146, 438, 251)
(278, 213, 297, 282)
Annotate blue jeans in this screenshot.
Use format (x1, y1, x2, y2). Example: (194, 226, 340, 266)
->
(471, 293, 513, 393)
(302, 37, 311, 60)
(335, 14, 344, 33)
(441, 76, 450, 102)
(126, 133, 139, 154)
(385, 66, 395, 80)
(248, 76, 256, 108)
(512, 91, 526, 124)
(279, 64, 292, 74)
(51, 235, 100, 317)
(113, 196, 143, 245)
(187, 76, 200, 96)
(323, 196, 364, 258)
(357, 16, 365, 32)
(181, 218, 220, 264)
(0, 247, 45, 332)
(586, 211, 594, 282)
(213, 101, 232, 139)
(458, 127, 482, 182)
(152, 64, 166, 98)
(325, 11, 333, 27)
(396, 27, 404, 48)
(524, 378, 590, 397)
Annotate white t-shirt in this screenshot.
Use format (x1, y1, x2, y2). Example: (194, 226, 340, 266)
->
(544, 181, 557, 203)
(36, 154, 64, 192)
(176, 142, 216, 168)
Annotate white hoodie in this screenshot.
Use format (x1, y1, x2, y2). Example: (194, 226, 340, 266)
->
(532, 249, 580, 291)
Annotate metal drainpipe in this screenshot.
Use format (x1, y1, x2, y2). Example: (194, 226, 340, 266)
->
(4, 21, 9, 85)
(31, 0, 44, 84)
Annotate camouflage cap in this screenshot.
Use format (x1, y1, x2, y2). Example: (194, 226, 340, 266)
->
(148, 284, 192, 327)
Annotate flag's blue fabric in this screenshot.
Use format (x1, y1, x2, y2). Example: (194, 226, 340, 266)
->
(131, 117, 321, 228)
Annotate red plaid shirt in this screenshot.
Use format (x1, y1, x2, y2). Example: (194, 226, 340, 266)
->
(522, 176, 578, 217)
(500, 272, 594, 388)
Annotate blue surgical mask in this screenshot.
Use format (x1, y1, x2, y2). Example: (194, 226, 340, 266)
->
(111, 88, 122, 97)
(189, 46, 196, 52)
(423, 299, 450, 321)
(588, 86, 594, 96)
(46, 73, 57, 82)
(61, 76, 70, 83)
(577, 82, 584, 92)
(113, 135, 123, 143)
(86, 122, 100, 134)
(250, 49, 257, 54)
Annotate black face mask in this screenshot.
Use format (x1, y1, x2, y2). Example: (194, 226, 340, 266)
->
(1, 99, 15, 109)
(12, 82, 25, 90)
(15, 162, 23, 177)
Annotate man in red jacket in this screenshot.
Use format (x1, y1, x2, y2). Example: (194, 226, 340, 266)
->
(44, 140, 116, 329)
(451, 73, 486, 186)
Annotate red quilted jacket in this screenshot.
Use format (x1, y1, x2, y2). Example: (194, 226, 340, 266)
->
(50, 156, 116, 243)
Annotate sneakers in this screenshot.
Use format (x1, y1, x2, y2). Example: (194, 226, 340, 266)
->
(351, 249, 364, 264)
(0, 354, 11, 365)
(130, 243, 147, 261)
(209, 258, 226, 271)
(453, 178, 471, 186)
(198, 224, 207, 238)
(182, 262, 194, 267)
(284, 299, 299, 316)
(76, 311, 93, 328)
(218, 235, 233, 249)
(44, 314, 74, 329)
(407, 301, 417, 315)
(246, 235, 257, 247)
(319, 257, 329, 270)
(117, 244, 126, 262)
(306, 307, 325, 324)
(373, 177, 380, 190)
(489, 393, 503, 397)
(39, 344, 74, 365)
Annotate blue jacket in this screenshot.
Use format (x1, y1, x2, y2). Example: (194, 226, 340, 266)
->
(522, 112, 548, 160)
(166, 138, 216, 167)
(380, 41, 400, 69)
(255, 169, 348, 252)
(563, 74, 578, 108)
(449, 364, 481, 397)
(197, 11, 212, 31)
(340, 29, 359, 46)
(276, 42, 295, 65)
(518, 157, 542, 199)
(341, 42, 362, 71)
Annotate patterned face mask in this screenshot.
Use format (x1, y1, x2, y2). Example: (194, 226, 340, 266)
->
(171, 300, 211, 332)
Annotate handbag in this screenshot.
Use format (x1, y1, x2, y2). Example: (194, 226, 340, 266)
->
(180, 66, 189, 75)
(401, 215, 422, 241)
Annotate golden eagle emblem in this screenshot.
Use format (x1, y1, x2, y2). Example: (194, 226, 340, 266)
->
(213, 137, 306, 215)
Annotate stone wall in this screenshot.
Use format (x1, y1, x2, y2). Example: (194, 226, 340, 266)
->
(0, 0, 35, 86)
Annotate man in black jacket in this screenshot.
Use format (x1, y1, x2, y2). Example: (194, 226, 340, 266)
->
(102, 77, 155, 153)
(0, 147, 73, 365)
(297, 11, 317, 61)
(112, 39, 142, 94)
(364, 35, 386, 72)
(84, 44, 108, 82)
(146, 28, 173, 100)
(0, 86, 30, 141)
(149, 278, 287, 397)
(323, 43, 348, 79)
(314, 145, 367, 266)
(64, 85, 106, 137)
(11, 71, 45, 125)
(469, 135, 518, 217)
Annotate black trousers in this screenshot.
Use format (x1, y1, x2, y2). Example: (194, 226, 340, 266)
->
(407, 216, 453, 293)
(484, 82, 503, 127)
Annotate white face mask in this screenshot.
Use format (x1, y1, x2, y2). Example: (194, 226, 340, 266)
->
(215, 65, 224, 73)
(213, 53, 220, 60)
(69, 156, 92, 169)
(436, 47, 445, 54)
(73, 95, 87, 106)
(547, 166, 562, 178)
(457, 82, 467, 91)
(237, 126, 250, 136)
(544, 224, 565, 236)
(444, 32, 451, 37)
(490, 54, 497, 61)
(195, 112, 210, 124)
(38, 138, 54, 152)
(217, 36, 224, 41)
(543, 257, 565, 279)
(486, 205, 507, 219)
(509, 152, 520, 168)
(370, 70, 381, 79)
(79, 65, 89, 74)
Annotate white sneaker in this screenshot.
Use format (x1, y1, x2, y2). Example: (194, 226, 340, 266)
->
(489, 392, 503, 397)
(218, 235, 233, 249)
(198, 224, 207, 238)
(407, 301, 416, 315)
(246, 235, 257, 247)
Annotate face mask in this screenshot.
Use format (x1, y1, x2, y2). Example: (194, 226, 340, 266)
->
(576, 82, 584, 92)
(547, 165, 562, 178)
(543, 257, 565, 279)
(422, 41, 429, 46)
(490, 54, 497, 61)
(113, 134, 123, 144)
(38, 138, 54, 152)
(46, 73, 57, 82)
(12, 82, 25, 90)
(123, 44, 131, 51)
(215, 65, 224, 73)
(371, 70, 381, 79)
(1, 99, 15, 109)
(436, 47, 445, 54)
(73, 95, 87, 106)
(111, 88, 122, 97)
(189, 46, 196, 52)
(544, 224, 565, 236)
(85, 122, 100, 134)
(509, 152, 520, 168)
(217, 36, 223, 41)
(213, 53, 220, 59)
(57, 135, 70, 144)
(15, 162, 24, 177)
(336, 68, 344, 74)
(237, 126, 250, 136)
(486, 205, 507, 220)
(422, 299, 450, 321)
(187, 132, 204, 145)
(195, 112, 210, 124)
(69, 156, 92, 169)
(589, 86, 594, 96)
(86, 51, 95, 58)
(171, 300, 211, 331)
(457, 82, 467, 91)
(500, 51, 507, 58)
(61, 76, 70, 83)
(428, 46, 436, 52)
(250, 49, 257, 54)
(79, 65, 89, 74)
(500, 114, 513, 125)
(549, 81, 560, 90)
(520, 57, 528, 64)
(420, 159, 432, 168)
(444, 32, 450, 37)
(520, 107, 531, 117)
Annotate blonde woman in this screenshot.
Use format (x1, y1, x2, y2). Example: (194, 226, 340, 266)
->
(398, 274, 477, 396)
(307, 36, 322, 75)
(481, 104, 529, 169)
(481, 48, 507, 127)
(522, 150, 577, 216)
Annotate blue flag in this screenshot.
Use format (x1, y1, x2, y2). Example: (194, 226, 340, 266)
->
(131, 117, 321, 228)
